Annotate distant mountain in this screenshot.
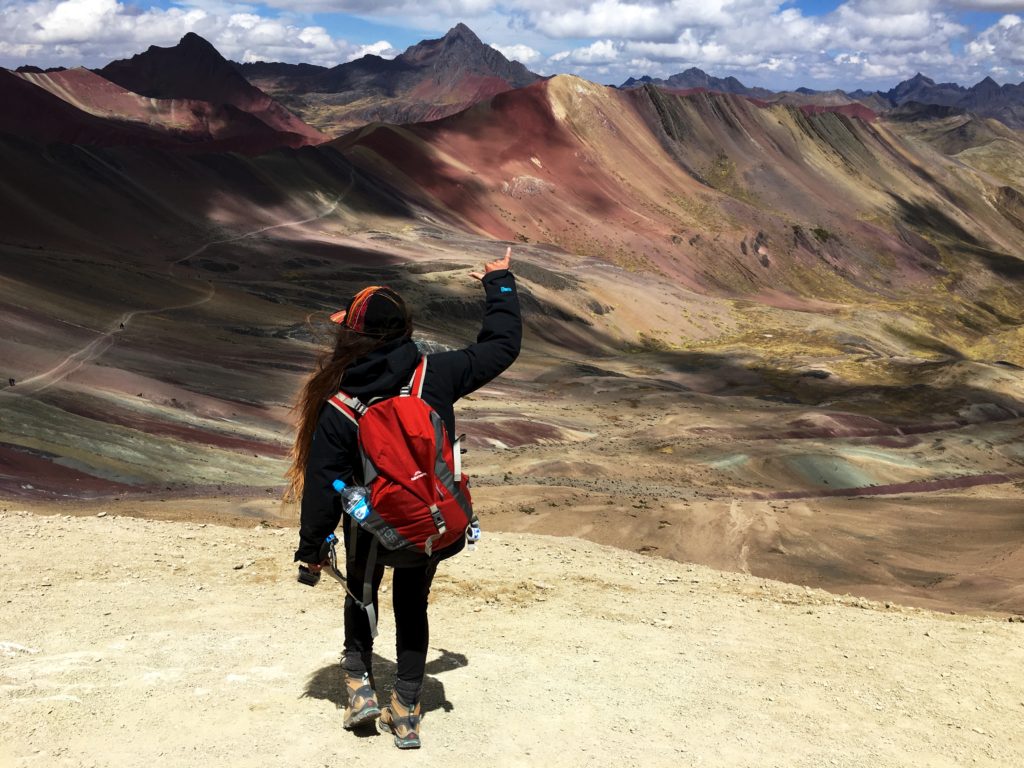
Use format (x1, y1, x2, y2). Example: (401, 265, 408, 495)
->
(771, 88, 861, 109)
(871, 73, 1024, 128)
(15, 65, 67, 74)
(11, 67, 315, 154)
(618, 68, 1024, 128)
(233, 61, 328, 80)
(98, 32, 324, 142)
(886, 73, 964, 107)
(0, 68, 168, 148)
(239, 23, 541, 136)
(620, 69, 773, 99)
(333, 73, 1024, 304)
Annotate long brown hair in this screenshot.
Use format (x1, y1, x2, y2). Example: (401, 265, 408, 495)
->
(284, 323, 408, 501)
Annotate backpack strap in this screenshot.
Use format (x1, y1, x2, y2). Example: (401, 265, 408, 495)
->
(361, 537, 380, 639)
(341, 521, 380, 639)
(327, 391, 367, 426)
(453, 433, 464, 483)
(400, 356, 428, 398)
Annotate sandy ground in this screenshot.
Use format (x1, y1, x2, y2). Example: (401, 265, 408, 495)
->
(1, 511, 1022, 768)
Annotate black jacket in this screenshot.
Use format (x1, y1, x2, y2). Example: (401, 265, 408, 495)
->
(294, 268, 522, 564)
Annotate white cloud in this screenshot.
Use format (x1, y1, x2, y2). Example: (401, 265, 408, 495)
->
(526, 0, 995, 88)
(1, 0, 1023, 90)
(944, 0, 1024, 10)
(560, 39, 621, 64)
(258, 0, 495, 13)
(348, 40, 400, 60)
(35, 0, 123, 43)
(533, 1, 667, 40)
(0, 0, 361, 67)
(489, 42, 542, 64)
(967, 14, 1024, 64)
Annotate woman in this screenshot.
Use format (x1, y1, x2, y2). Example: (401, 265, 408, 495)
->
(288, 247, 521, 749)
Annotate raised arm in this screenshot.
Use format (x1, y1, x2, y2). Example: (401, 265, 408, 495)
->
(435, 247, 522, 401)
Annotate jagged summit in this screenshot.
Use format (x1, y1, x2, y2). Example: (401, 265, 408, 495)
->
(99, 32, 252, 103)
(392, 23, 536, 84)
(177, 32, 218, 52)
(96, 32, 323, 141)
(240, 23, 540, 135)
(447, 22, 479, 41)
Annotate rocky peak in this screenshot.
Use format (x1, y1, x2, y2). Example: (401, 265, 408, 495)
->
(888, 72, 942, 103)
(177, 32, 219, 54)
(973, 76, 1001, 95)
(99, 33, 255, 105)
(444, 23, 481, 44)
(394, 24, 537, 87)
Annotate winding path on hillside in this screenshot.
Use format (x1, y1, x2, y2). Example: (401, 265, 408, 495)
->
(7, 196, 341, 397)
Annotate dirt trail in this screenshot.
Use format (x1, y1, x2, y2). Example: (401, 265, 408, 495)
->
(1, 511, 1021, 768)
(8, 195, 341, 396)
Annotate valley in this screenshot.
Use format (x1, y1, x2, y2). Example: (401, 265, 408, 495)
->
(2, 31, 1024, 616)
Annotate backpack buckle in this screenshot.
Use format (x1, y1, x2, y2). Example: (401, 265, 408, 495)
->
(428, 504, 447, 534)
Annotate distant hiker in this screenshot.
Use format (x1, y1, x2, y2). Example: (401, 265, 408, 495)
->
(7, 378, 14, 387)
(289, 247, 521, 749)
(119, 322, 125, 329)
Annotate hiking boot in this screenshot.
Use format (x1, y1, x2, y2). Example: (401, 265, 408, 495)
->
(379, 691, 422, 749)
(342, 672, 380, 730)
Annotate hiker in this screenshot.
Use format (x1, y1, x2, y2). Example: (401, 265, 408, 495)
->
(289, 247, 521, 749)
(7, 378, 13, 387)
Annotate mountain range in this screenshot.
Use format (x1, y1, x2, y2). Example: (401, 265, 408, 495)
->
(2, 25, 1024, 612)
(236, 23, 539, 135)
(623, 69, 1024, 128)
(621, 70, 774, 99)
(5, 24, 1024, 145)
(2, 32, 325, 153)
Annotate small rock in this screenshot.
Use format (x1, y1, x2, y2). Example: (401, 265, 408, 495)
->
(96, 511, 107, 518)
(233, 563, 244, 570)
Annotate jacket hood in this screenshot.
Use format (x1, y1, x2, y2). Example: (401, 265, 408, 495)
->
(339, 336, 420, 399)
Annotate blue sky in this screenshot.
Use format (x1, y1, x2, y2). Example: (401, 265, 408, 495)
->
(2, 0, 1023, 90)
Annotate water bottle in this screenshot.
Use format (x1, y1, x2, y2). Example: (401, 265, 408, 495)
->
(333, 478, 372, 522)
(466, 520, 481, 552)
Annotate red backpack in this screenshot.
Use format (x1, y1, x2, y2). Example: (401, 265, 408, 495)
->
(328, 356, 474, 547)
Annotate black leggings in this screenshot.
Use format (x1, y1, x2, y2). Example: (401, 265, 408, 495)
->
(341, 536, 438, 706)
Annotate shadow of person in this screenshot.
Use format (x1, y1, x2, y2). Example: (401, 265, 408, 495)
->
(302, 647, 468, 730)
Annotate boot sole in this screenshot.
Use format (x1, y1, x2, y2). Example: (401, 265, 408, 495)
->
(379, 718, 421, 749)
(343, 705, 381, 730)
